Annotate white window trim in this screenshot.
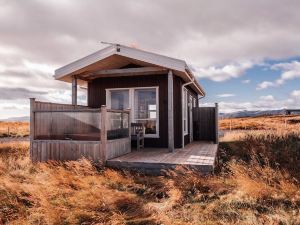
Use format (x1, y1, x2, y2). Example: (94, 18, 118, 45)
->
(183, 87, 188, 136)
(106, 86, 159, 138)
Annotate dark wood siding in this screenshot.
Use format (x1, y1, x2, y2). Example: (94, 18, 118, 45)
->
(185, 88, 198, 146)
(88, 74, 168, 148)
(193, 107, 217, 143)
(173, 76, 198, 148)
(173, 76, 183, 148)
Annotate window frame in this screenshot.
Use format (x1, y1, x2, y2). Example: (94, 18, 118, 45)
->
(106, 86, 159, 138)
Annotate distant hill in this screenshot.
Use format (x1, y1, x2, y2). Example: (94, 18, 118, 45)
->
(1, 116, 30, 122)
(219, 109, 287, 118)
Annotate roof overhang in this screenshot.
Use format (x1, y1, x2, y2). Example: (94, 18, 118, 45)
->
(54, 44, 205, 96)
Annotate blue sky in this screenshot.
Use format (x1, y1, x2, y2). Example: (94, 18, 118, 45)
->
(1, 0, 300, 118)
(200, 57, 300, 112)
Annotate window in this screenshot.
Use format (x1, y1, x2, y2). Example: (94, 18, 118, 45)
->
(110, 90, 129, 110)
(134, 88, 157, 135)
(183, 88, 188, 135)
(107, 87, 159, 138)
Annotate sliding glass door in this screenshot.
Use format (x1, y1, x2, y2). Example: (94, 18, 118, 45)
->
(134, 88, 157, 135)
(107, 87, 159, 138)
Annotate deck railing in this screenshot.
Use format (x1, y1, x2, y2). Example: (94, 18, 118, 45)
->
(30, 99, 131, 164)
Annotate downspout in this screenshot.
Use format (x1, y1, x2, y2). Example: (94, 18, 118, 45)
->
(185, 66, 205, 97)
(182, 80, 193, 149)
(182, 67, 206, 148)
(198, 95, 205, 106)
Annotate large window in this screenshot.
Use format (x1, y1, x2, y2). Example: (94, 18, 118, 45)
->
(107, 87, 159, 137)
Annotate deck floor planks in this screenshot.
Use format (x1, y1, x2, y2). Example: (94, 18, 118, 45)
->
(107, 141, 218, 173)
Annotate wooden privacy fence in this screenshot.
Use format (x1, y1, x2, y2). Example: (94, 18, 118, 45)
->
(193, 103, 219, 143)
(30, 99, 131, 164)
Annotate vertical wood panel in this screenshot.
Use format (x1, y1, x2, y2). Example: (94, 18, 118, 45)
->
(193, 107, 218, 142)
(31, 140, 101, 162)
(106, 138, 131, 160)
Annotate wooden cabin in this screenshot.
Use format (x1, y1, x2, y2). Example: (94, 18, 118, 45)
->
(30, 44, 218, 173)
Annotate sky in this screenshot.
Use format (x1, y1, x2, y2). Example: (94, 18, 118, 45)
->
(1, 0, 300, 119)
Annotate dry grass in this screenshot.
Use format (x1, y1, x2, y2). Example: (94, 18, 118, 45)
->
(0, 122, 29, 138)
(220, 114, 300, 131)
(0, 118, 300, 224)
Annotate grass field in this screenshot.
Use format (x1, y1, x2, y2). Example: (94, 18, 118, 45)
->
(0, 116, 300, 224)
(0, 121, 29, 138)
(220, 114, 300, 131)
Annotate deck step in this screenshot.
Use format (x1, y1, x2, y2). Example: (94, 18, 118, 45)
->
(106, 160, 215, 175)
(106, 141, 218, 175)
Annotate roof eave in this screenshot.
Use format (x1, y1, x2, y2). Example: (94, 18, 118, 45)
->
(184, 66, 206, 97)
(54, 45, 117, 80)
(52, 44, 206, 96)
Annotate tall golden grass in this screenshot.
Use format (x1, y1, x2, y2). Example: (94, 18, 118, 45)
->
(1, 117, 300, 224)
(0, 122, 29, 138)
(220, 114, 300, 131)
(1, 138, 300, 224)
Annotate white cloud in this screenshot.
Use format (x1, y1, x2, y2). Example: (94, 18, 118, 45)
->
(195, 61, 253, 82)
(257, 61, 300, 89)
(211, 91, 300, 113)
(216, 93, 235, 98)
(3, 1, 300, 117)
(242, 79, 250, 84)
(256, 81, 276, 90)
(259, 95, 275, 101)
(290, 90, 300, 97)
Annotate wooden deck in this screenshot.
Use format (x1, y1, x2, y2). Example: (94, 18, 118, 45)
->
(106, 141, 218, 174)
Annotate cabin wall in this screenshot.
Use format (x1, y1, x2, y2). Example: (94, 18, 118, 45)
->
(88, 74, 199, 149)
(185, 86, 198, 146)
(88, 74, 168, 148)
(173, 76, 198, 148)
(173, 76, 183, 148)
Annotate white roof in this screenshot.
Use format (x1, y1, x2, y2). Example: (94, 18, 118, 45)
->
(54, 44, 205, 96)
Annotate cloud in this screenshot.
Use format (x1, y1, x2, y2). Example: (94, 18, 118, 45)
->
(2, 0, 300, 66)
(242, 79, 250, 84)
(0, 87, 47, 100)
(217, 93, 235, 98)
(195, 61, 253, 82)
(257, 61, 300, 89)
(256, 81, 275, 90)
(259, 95, 275, 101)
(212, 91, 300, 113)
(2, 1, 300, 117)
(290, 90, 300, 97)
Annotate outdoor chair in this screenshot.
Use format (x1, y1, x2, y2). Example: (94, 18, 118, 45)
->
(131, 123, 145, 150)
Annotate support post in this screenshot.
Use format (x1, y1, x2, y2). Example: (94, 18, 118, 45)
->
(100, 105, 107, 165)
(72, 76, 77, 105)
(168, 70, 174, 152)
(29, 98, 35, 160)
(127, 109, 131, 139)
(215, 103, 219, 144)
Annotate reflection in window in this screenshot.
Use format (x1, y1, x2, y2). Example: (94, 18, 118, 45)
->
(110, 90, 129, 110)
(134, 89, 157, 135)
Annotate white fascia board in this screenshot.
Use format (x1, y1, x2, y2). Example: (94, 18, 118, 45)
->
(54, 45, 116, 79)
(53, 44, 205, 96)
(117, 45, 187, 72)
